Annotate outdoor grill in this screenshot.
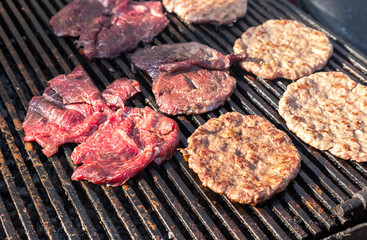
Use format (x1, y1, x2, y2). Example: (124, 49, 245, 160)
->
(1, 0, 367, 239)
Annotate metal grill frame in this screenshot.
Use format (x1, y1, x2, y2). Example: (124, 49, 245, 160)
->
(0, 0, 367, 239)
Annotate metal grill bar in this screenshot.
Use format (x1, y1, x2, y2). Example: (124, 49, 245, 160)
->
(0, 194, 19, 240)
(0, 138, 37, 240)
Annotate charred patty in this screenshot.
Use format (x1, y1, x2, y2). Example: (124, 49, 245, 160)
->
(233, 19, 333, 80)
(181, 112, 301, 205)
(279, 71, 367, 162)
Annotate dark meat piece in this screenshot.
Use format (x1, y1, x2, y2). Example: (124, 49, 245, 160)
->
(48, 66, 106, 110)
(131, 42, 247, 78)
(102, 78, 141, 109)
(131, 42, 246, 115)
(50, 0, 169, 59)
(71, 107, 180, 186)
(153, 66, 236, 115)
(23, 96, 107, 156)
(50, 0, 106, 37)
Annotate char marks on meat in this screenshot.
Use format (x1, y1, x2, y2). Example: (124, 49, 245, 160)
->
(50, 0, 169, 59)
(131, 42, 247, 115)
(71, 107, 180, 186)
(162, 0, 248, 25)
(181, 112, 301, 205)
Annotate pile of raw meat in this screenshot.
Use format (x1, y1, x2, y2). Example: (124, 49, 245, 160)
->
(23, 66, 180, 186)
(50, 0, 169, 59)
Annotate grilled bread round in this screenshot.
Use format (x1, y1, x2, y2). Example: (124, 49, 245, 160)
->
(163, 0, 248, 25)
(233, 19, 333, 80)
(279, 71, 367, 162)
(181, 112, 301, 205)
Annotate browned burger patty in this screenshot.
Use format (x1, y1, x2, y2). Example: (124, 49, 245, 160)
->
(180, 112, 301, 205)
(162, 0, 248, 25)
(279, 71, 367, 162)
(233, 19, 333, 80)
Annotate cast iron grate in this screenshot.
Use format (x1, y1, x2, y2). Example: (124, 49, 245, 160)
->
(0, 0, 366, 239)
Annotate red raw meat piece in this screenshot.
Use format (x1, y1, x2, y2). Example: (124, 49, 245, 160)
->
(23, 96, 107, 156)
(71, 107, 180, 186)
(48, 66, 106, 110)
(50, 0, 169, 59)
(102, 78, 141, 109)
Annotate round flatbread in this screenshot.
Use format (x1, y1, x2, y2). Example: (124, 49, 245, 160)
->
(279, 71, 367, 162)
(163, 0, 248, 25)
(233, 19, 333, 80)
(181, 112, 301, 205)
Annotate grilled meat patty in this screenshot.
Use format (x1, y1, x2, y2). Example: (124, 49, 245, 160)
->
(181, 112, 301, 205)
(279, 71, 367, 162)
(163, 0, 248, 25)
(233, 19, 333, 80)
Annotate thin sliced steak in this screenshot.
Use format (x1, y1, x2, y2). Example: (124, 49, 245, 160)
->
(23, 96, 106, 156)
(48, 66, 106, 110)
(50, 0, 169, 59)
(102, 78, 141, 109)
(71, 107, 180, 186)
(23, 66, 141, 157)
(131, 42, 247, 78)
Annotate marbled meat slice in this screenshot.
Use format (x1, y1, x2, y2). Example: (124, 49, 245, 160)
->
(152, 66, 236, 115)
(23, 66, 141, 157)
(162, 0, 248, 25)
(48, 66, 106, 110)
(50, 0, 169, 59)
(180, 112, 301, 205)
(71, 107, 180, 186)
(131, 42, 247, 78)
(279, 71, 367, 162)
(23, 96, 107, 156)
(102, 78, 141, 109)
(233, 19, 333, 80)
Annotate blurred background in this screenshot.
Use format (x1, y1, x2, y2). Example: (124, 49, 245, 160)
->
(290, 0, 367, 57)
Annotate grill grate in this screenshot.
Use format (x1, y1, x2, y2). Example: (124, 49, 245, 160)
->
(1, 0, 367, 239)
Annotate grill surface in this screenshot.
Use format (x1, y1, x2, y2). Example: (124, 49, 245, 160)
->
(1, 0, 367, 239)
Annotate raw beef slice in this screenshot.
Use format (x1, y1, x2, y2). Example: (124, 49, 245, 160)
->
(48, 66, 106, 110)
(71, 107, 180, 186)
(102, 78, 141, 109)
(23, 96, 106, 156)
(50, 0, 169, 59)
(23, 66, 141, 157)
